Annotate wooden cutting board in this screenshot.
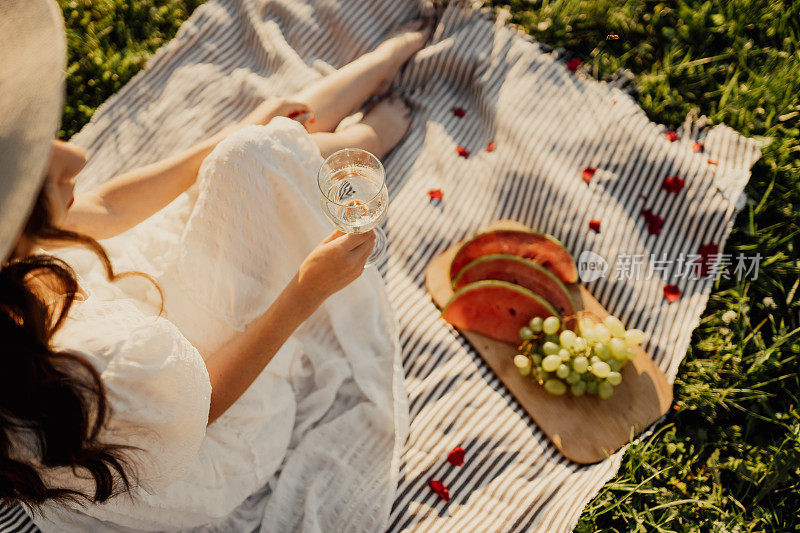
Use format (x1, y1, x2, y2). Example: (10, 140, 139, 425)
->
(425, 220, 673, 464)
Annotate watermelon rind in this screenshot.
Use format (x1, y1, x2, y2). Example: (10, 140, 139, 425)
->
(451, 254, 576, 315)
(450, 229, 579, 284)
(444, 279, 558, 316)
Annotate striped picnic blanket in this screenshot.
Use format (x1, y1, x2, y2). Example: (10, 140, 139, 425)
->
(2, 0, 760, 531)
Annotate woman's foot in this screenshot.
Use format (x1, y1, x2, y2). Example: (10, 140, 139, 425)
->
(357, 95, 412, 158)
(296, 20, 429, 135)
(373, 19, 433, 94)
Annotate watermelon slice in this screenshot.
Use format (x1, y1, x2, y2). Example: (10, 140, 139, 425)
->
(450, 230, 578, 284)
(452, 254, 575, 317)
(442, 280, 559, 344)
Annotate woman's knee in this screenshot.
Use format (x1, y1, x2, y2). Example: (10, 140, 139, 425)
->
(211, 119, 311, 168)
(211, 125, 271, 166)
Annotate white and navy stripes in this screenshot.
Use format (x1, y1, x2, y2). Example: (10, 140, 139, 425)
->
(0, 0, 760, 531)
(0, 506, 36, 533)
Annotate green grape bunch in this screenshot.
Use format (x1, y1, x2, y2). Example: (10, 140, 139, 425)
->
(513, 314, 645, 399)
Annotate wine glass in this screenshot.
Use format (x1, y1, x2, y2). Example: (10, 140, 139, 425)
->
(317, 148, 389, 266)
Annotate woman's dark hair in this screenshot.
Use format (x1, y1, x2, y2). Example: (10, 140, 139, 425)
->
(0, 190, 156, 511)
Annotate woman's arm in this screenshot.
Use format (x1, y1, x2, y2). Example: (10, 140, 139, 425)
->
(63, 97, 313, 240)
(204, 230, 375, 424)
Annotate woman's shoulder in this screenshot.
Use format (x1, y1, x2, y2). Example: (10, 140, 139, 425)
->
(52, 294, 194, 374)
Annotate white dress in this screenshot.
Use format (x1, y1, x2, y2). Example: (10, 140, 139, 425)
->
(34, 119, 408, 532)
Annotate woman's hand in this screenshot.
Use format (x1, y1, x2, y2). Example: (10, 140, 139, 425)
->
(296, 231, 375, 300)
(242, 96, 315, 129)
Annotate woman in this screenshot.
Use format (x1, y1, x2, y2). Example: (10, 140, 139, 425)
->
(0, 0, 429, 530)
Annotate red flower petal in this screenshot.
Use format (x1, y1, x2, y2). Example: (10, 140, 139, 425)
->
(452, 107, 466, 118)
(698, 243, 719, 257)
(707, 159, 718, 165)
(588, 220, 601, 233)
(663, 284, 681, 303)
(456, 146, 470, 158)
(665, 131, 679, 142)
(641, 208, 665, 235)
(697, 242, 719, 276)
(427, 189, 444, 200)
(447, 446, 465, 466)
(486, 140, 497, 152)
(692, 142, 704, 153)
(582, 166, 597, 183)
(662, 176, 685, 194)
(566, 58, 581, 72)
(428, 479, 450, 501)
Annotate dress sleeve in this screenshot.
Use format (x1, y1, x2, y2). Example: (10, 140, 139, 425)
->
(99, 317, 212, 494)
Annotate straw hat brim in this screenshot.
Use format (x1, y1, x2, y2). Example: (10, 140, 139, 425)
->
(0, 0, 67, 261)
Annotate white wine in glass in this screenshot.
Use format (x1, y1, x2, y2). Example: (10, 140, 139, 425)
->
(318, 148, 388, 265)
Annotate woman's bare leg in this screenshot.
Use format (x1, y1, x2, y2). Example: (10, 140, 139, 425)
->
(311, 95, 411, 159)
(298, 20, 430, 134)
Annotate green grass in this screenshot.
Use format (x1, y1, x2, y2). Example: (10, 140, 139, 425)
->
(58, 0, 205, 139)
(58, 0, 800, 531)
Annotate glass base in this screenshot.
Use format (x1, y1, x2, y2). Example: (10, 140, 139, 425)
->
(365, 226, 387, 267)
